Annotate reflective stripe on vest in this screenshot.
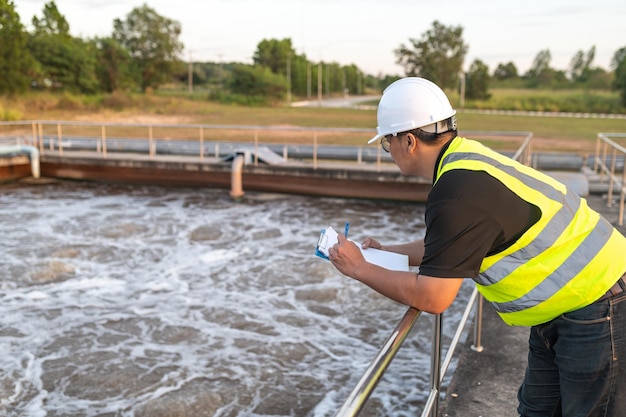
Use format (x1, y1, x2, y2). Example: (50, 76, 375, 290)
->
(437, 138, 626, 326)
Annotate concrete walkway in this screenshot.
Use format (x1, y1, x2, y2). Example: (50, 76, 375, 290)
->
(438, 191, 626, 417)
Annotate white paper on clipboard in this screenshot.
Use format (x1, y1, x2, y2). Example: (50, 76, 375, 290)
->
(315, 226, 409, 272)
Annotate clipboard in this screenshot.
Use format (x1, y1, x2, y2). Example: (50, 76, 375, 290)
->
(315, 226, 409, 271)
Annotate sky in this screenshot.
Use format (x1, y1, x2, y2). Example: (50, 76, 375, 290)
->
(15, 0, 626, 77)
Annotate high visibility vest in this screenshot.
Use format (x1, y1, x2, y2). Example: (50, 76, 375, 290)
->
(437, 137, 626, 326)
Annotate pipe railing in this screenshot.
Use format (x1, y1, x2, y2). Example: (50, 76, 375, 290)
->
(0, 121, 533, 171)
(593, 133, 626, 226)
(0, 120, 539, 415)
(333, 134, 535, 417)
(334, 307, 423, 417)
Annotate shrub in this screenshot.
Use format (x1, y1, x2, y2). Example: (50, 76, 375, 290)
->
(101, 92, 135, 110)
(0, 106, 22, 121)
(56, 93, 84, 111)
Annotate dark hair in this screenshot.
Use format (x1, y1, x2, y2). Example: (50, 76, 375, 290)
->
(408, 117, 457, 144)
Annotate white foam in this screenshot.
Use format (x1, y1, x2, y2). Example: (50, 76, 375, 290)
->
(199, 249, 239, 264)
(0, 183, 473, 416)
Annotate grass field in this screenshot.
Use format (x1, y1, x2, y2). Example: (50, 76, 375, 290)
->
(2, 90, 625, 155)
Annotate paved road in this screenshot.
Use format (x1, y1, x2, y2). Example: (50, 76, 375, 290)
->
(290, 95, 379, 108)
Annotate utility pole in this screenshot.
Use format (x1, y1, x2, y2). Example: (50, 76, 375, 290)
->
(307, 62, 311, 99)
(459, 72, 466, 109)
(326, 65, 330, 97)
(188, 51, 193, 93)
(286, 54, 291, 103)
(218, 53, 224, 90)
(317, 62, 322, 106)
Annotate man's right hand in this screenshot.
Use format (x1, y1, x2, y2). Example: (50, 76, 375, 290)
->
(361, 237, 383, 250)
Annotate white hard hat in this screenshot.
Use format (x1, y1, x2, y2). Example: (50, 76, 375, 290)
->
(368, 77, 457, 144)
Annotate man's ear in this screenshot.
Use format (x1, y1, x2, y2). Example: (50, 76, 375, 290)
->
(406, 133, 417, 152)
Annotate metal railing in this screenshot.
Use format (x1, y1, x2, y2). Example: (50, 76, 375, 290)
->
(0, 121, 533, 170)
(0, 121, 538, 415)
(593, 133, 626, 226)
(333, 133, 534, 417)
(334, 290, 481, 417)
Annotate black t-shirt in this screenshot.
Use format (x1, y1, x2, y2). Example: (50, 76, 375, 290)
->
(419, 169, 541, 279)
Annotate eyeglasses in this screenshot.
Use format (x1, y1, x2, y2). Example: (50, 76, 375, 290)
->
(380, 133, 402, 153)
(380, 135, 393, 152)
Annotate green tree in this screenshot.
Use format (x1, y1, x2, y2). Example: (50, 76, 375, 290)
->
(91, 37, 135, 92)
(228, 64, 286, 103)
(493, 62, 518, 80)
(612, 46, 626, 107)
(583, 68, 612, 89)
(394, 20, 468, 89)
(526, 49, 552, 79)
(28, 1, 98, 93)
(289, 53, 310, 97)
(569, 46, 595, 83)
(0, 0, 35, 94)
(524, 49, 568, 87)
(112, 4, 184, 92)
(612, 47, 626, 68)
(253, 38, 294, 75)
(31, 0, 68, 36)
(465, 59, 491, 100)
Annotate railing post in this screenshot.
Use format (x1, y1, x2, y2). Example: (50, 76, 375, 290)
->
(429, 313, 443, 417)
(38, 123, 44, 154)
(148, 125, 154, 159)
(608, 148, 617, 207)
(313, 130, 318, 170)
(617, 164, 626, 226)
(594, 135, 601, 173)
(101, 125, 107, 159)
(471, 294, 484, 352)
(57, 123, 63, 156)
(31, 122, 37, 147)
(601, 141, 608, 182)
(199, 126, 204, 161)
(254, 130, 259, 166)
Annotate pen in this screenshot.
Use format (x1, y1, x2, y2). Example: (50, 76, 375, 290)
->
(344, 221, 350, 238)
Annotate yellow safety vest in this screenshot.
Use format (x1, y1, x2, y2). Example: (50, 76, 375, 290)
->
(437, 137, 626, 326)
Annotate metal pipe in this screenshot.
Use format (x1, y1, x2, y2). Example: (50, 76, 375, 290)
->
(471, 294, 484, 352)
(0, 145, 40, 178)
(429, 314, 443, 417)
(334, 307, 421, 417)
(440, 288, 479, 377)
(230, 154, 245, 200)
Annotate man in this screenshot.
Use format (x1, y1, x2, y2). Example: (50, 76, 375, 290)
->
(327, 77, 626, 417)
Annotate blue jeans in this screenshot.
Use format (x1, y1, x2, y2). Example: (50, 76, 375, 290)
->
(517, 291, 626, 417)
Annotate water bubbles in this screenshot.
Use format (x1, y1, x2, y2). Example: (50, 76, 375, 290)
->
(0, 181, 469, 416)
